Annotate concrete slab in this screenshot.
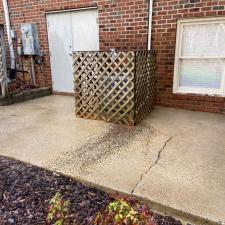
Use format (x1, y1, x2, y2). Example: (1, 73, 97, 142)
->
(0, 95, 224, 225)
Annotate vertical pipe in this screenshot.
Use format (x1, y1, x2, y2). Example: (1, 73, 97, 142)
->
(148, 0, 153, 50)
(0, 25, 8, 97)
(1, 80, 8, 97)
(1, 52, 8, 97)
(2, 0, 15, 69)
(30, 56, 36, 86)
(0, 48, 8, 97)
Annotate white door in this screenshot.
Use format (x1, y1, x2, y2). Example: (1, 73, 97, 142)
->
(46, 9, 99, 93)
(71, 10, 99, 51)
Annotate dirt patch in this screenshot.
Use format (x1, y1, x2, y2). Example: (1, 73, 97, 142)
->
(46, 124, 156, 173)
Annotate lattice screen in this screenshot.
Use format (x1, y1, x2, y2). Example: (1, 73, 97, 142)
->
(73, 50, 156, 126)
(135, 50, 157, 125)
(0, 48, 3, 82)
(0, 47, 5, 96)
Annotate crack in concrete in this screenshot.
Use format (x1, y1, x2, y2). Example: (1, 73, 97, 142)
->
(131, 136, 174, 194)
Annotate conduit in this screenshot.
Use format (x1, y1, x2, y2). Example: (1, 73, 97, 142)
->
(148, 0, 153, 50)
(2, 0, 15, 69)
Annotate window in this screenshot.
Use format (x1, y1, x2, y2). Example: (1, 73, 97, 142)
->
(174, 17, 225, 96)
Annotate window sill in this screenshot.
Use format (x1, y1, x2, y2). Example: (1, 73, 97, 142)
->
(173, 90, 225, 98)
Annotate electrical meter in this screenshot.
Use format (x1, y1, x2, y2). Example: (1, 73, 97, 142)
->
(21, 23, 40, 55)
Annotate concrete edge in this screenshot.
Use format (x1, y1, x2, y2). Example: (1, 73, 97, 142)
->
(1, 155, 221, 225)
(0, 87, 52, 106)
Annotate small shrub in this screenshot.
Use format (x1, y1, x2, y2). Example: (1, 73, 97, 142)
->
(93, 198, 155, 225)
(47, 192, 70, 225)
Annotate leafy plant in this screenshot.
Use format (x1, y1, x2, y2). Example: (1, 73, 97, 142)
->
(94, 198, 155, 225)
(108, 199, 139, 224)
(47, 192, 70, 225)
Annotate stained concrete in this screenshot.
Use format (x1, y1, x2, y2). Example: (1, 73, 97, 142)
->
(0, 95, 224, 224)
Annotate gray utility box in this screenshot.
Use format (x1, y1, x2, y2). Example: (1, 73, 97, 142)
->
(21, 23, 40, 55)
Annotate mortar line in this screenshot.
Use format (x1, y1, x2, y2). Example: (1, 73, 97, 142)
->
(131, 136, 174, 194)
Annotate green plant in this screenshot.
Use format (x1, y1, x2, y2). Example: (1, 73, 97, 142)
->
(108, 199, 139, 224)
(47, 192, 70, 225)
(94, 198, 154, 225)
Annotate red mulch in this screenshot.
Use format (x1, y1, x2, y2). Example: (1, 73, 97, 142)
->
(0, 156, 183, 225)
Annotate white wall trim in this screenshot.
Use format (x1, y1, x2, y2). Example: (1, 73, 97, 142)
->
(148, 0, 153, 50)
(177, 16, 225, 24)
(2, 0, 15, 69)
(45, 6, 98, 15)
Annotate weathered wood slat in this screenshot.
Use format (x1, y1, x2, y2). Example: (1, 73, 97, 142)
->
(0, 48, 4, 83)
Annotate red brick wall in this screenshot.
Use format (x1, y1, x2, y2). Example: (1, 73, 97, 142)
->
(0, 0, 225, 113)
(0, 0, 149, 87)
(152, 0, 225, 113)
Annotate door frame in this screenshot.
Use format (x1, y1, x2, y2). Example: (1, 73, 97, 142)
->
(45, 7, 99, 95)
(45, 6, 98, 15)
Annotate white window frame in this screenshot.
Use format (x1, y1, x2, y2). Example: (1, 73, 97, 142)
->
(173, 17, 225, 97)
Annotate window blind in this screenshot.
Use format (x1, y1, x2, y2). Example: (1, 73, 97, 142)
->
(180, 59, 223, 89)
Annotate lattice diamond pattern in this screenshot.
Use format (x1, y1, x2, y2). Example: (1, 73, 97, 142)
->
(73, 50, 156, 125)
(135, 50, 157, 125)
(0, 48, 4, 83)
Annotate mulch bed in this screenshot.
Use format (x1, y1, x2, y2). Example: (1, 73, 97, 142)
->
(0, 156, 182, 225)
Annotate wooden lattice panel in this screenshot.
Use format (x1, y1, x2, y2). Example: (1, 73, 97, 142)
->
(74, 51, 135, 125)
(0, 48, 3, 83)
(73, 50, 156, 126)
(135, 50, 157, 125)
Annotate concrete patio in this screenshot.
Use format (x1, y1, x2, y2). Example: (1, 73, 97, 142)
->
(0, 95, 224, 225)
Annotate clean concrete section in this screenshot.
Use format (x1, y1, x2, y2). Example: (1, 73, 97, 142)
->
(0, 96, 224, 224)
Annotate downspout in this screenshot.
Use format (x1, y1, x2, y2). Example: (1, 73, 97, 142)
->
(148, 0, 153, 50)
(2, 0, 15, 69)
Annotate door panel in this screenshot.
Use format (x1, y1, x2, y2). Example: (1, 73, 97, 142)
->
(46, 9, 99, 94)
(47, 12, 73, 93)
(71, 9, 99, 51)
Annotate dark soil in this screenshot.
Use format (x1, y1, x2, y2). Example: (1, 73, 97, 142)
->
(0, 156, 182, 225)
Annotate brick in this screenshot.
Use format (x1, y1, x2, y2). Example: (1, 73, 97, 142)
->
(0, 0, 224, 113)
(152, 0, 225, 114)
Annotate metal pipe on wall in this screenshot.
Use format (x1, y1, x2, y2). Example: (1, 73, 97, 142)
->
(148, 0, 153, 50)
(1, 78, 8, 97)
(2, 0, 16, 69)
(30, 56, 36, 86)
(0, 25, 8, 97)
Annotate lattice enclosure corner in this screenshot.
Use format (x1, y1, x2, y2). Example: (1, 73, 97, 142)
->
(0, 48, 4, 83)
(73, 50, 156, 126)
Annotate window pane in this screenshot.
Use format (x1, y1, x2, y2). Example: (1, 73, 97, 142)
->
(179, 59, 223, 89)
(181, 23, 225, 57)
